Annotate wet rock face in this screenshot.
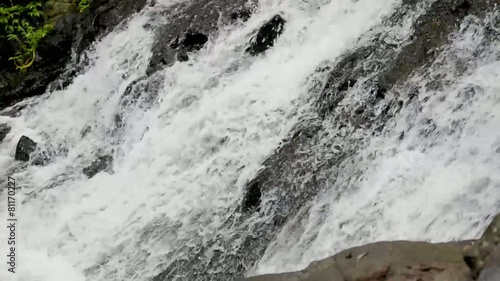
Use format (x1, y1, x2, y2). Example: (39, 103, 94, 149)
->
(0, 124, 11, 143)
(318, 0, 474, 118)
(147, 0, 254, 74)
(152, 1, 494, 280)
(15, 136, 37, 162)
(245, 15, 286, 56)
(0, 0, 148, 111)
(83, 155, 113, 178)
(230, 0, 500, 280)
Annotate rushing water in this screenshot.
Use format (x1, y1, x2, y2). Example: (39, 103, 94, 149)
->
(1, 0, 499, 280)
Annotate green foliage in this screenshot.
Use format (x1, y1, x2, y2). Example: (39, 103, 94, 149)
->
(0, 2, 53, 71)
(75, 0, 89, 13)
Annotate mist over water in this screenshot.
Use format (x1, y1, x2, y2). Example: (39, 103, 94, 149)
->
(1, 0, 499, 280)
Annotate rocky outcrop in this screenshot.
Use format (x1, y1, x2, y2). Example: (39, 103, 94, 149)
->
(82, 155, 113, 178)
(245, 14, 286, 56)
(14, 135, 37, 162)
(147, 0, 255, 74)
(0, 124, 11, 143)
(0, 0, 148, 111)
(244, 214, 500, 281)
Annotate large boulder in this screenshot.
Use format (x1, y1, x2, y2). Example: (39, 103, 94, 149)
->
(0, 124, 11, 143)
(14, 136, 37, 162)
(83, 155, 113, 178)
(245, 14, 286, 56)
(246, 241, 473, 281)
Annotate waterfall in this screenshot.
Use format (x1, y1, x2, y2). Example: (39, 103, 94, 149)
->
(1, 0, 499, 280)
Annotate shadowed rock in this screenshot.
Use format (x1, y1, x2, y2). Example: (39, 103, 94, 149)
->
(0, 124, 11, 143)
(83, 155, 113, 178)
(147, 0, 255, 74)
(15, 136, 37, 162)
(245, 15, 286, 56)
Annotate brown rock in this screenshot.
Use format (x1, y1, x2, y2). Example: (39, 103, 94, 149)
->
(244, 241, 472, 281)
(464, 214, 500, 278)
(478, 245, 500, 281)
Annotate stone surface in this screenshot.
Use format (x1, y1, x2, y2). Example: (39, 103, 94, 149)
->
(147, 0, 255, 74)
(0, 124, 11, 143)
(478, 245, 500, 281)
(464, 214, 500, 277)
(83, 155, 113, 178)
(245, 241, 473, 281)
(245, 14, 286, 56)
(14, 136, 37, 162)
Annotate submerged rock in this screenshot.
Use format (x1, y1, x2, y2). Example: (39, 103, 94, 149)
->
(15, 136, 37, 162)
(245, 15, 286, 56)
(83, 155, 113, 178)
(0, 124, 11, 143)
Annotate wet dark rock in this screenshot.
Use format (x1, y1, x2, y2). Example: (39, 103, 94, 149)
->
(242, 178, 263, 212)
(317, 0, 478, 118)
(0, 124, 11, 143)
(181, 32, 209, 52)
(337, 79, 357, 92)
(230, 9, 253, 22)
(15, 136, 37, 162)
(147, 0, 254, 74)
(31, 150, 52, 166)
(0, 104, 28, 118)
(377, 0, 472, 92)
(83, 155, 113, 178)
(176, 49, 190, 62)
(245, 15, 286, 56)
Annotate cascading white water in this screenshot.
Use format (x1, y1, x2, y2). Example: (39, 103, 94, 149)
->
(4, 0, 500, 280)
(0, 0, 401, 280)
(253, 7, 500, 276)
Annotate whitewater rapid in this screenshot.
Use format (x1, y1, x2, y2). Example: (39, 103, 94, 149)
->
(1, 0, 499, 280)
